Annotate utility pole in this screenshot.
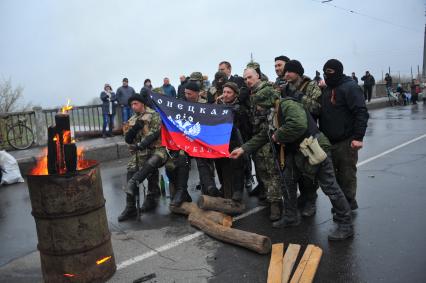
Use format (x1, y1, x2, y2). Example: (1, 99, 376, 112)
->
(423, 24, 426, 78)
(388, 66, 391, 75)
(250, 52, 253, 63)
(411, 66, 413, 80)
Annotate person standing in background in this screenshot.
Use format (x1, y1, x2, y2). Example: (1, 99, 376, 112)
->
(116, 78, 136, 123)
(100, 83, 117, 138)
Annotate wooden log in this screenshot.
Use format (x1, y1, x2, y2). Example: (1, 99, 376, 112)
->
(298, 246, 322, 283)
(169, 202, 232, 227)
(282, 244, 301, 283)
(197, 195, 245, 215)
(188, 212, 271, 254)
(64, 143, 77, 173)
(267, 243, 284, 283)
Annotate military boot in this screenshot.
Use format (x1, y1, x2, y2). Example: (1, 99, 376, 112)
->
(206, 186, 221, 197)
(140, 194, 159, 212)
(269, 201, 282, 221)
(170, 188, 192, 207)
(118, 194, 137, 222)
(272, 214, 301, 228)
(301, 200, 316, 217)
(328, 224, 354, 241)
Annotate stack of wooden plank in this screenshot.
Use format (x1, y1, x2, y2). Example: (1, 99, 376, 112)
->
(267, 243, 323, 283)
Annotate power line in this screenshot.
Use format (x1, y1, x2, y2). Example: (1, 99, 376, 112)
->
(310, 0, 423, 33)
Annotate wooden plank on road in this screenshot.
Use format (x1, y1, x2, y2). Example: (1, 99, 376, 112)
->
(299, 246, 322, 283)
(267, 243, 284, 283)
(281, 244, 301, 283)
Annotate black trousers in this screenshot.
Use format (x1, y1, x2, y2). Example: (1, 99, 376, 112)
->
(364, 86, 373, 102)
(282, 152, 352, 225)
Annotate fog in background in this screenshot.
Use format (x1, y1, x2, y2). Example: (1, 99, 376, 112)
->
(0, 0, 424, 108)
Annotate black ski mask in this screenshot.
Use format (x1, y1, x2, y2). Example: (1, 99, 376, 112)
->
(323, 59, 344, 88)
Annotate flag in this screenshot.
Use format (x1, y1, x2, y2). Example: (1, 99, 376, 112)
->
(150, 92, 233, 158)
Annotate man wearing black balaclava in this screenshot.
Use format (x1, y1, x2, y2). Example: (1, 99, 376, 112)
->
(319, 59, 369, 213)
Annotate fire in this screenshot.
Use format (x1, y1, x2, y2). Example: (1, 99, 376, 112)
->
(31, 148, 48, 175)
(96, 256, 112, 265)
(63, 273, 75, 278)
(60, 99, 73, 113)
(30, 145, 88, 175)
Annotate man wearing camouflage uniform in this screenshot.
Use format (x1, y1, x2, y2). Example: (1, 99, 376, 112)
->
(280, 60, 322, 217)
(239, 67, 283, 221)
(230, 87, 354, 240)
(246, 61, 269, 82)
(118, 94, 168, 221)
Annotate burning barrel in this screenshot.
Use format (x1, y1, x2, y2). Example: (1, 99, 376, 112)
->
(27, 105, 116, 282)
(27, 161, 116, 283)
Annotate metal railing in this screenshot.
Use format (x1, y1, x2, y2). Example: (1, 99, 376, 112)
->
(1, 104, 123, 150)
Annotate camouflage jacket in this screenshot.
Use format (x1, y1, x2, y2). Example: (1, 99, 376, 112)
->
(125, 107, 163, 150)
(281, 76, 322, 117)
(241, 81, 280, 154)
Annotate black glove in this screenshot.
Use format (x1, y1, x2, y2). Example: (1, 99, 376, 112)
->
(134, 130, 161, 150)
(132, 120, 144, 131)
(125, 120, 142, 144)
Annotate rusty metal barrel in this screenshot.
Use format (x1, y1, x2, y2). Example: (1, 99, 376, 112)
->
(27, 161, 116, 283)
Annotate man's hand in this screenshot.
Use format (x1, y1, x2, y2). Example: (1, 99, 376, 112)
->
(229, 147, 245, 159)
(351, 140, 363, 150)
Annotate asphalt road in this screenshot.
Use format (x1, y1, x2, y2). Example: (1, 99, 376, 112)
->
(1, 103, 426, 282)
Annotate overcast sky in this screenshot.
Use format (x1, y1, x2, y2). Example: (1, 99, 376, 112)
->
(0, 0, 424, 108)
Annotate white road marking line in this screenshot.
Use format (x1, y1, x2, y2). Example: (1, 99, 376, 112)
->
(117, 206, 266, 270)
(117, 133, 426, 270)
(357, 134, 426, 167)
(117, 231, 203, 270)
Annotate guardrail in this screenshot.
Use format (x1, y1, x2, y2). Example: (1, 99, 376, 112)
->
(0, 105, 124, 150)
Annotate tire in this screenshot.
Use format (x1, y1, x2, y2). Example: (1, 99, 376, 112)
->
(7, 124, 34, 150)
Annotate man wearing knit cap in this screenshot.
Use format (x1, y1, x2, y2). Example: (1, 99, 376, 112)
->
(274, 55, 290, 91)
(214, 82, 249, 202)
(320, 59, 369, 212)
(281, 59, 322, 217)
(118, 93, 168, 221)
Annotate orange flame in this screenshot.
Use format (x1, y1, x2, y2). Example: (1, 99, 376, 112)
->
(30, 144, 88, 175)
(96, 256, 112, 265)
(60, 99, 73, 113)
(63, 273, 75, 277)
(31, 148, 48, 175)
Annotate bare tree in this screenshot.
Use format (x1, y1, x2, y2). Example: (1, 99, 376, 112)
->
(0, 78, 25, 113)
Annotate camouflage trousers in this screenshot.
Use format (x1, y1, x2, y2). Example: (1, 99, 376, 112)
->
(330, 139, 358, 203)
(127, 147, 168, 195)
(253, 143, 282, 202)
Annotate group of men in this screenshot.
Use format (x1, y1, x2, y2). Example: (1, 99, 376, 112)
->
(116, 57, 369, 241)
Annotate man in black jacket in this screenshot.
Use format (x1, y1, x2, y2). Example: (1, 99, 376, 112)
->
(361, 71, 375, 102)
(320, 59, 369, 211)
